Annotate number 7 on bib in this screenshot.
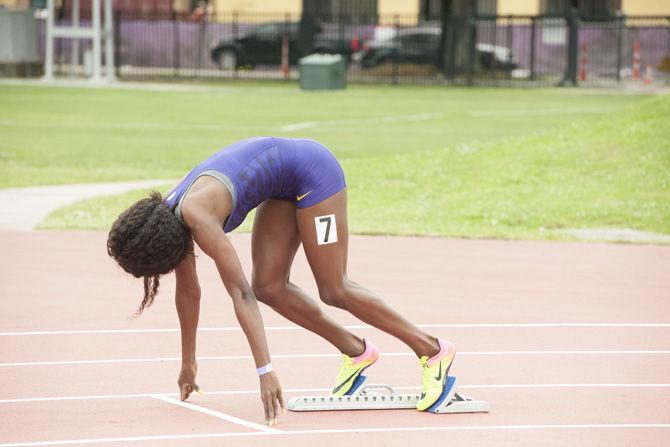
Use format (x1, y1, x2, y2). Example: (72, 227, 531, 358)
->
(315, 214, 337, 245)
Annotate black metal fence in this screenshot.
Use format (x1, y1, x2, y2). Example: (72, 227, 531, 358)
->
(38, 11, 670, 86)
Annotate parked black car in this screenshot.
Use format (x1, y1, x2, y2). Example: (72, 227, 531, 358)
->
(210, 21, 360, 69)
(358, 28, 518, 73)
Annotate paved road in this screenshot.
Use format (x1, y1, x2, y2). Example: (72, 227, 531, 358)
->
(0, 180, 172, 230)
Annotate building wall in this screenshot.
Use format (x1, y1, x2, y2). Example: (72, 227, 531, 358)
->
(3, 0, 670, 15)
(0, 0, 30, 8)
(210, 0, 421, 16)
(622, 0, 670, 16)
(378, 0, 417, 16)
(497, 0, 539, 15)
(203, 0, 670, 16)
(497, 0, 670, 16)
(211, 0, 301, 15)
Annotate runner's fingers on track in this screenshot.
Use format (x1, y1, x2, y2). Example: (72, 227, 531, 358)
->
(260, 391, 269, 424)
(272, 393, 281, 421)
(179, 382, 200, 401)
(180, 384, 191, 401)
(259, 371, 283, 424)
(278, 388, 286, 414)
(262, 392, 275, 425)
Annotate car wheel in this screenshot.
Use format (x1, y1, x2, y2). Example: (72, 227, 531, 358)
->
(217, 50, 237, 70)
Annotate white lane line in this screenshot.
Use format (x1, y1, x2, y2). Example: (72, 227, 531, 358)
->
(1, 424, 669, 446)
(279, 113, 443, 132)
(3, 383, 670, 405)
(3, 322, 670, 336)
(0, 387, 326, 404)
(151, 394, 279, 433)
(462, 350, 670, 355)
(0, 120, 260, 132)
(459, 383, 670, 389)
(280, 121, 317, 131)
(2, 350, 669, 368)
(468, 107, 615, 117)
(2, 350, 670, 368)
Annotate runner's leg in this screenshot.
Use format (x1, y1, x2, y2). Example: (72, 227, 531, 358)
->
(251, 199, 365, 356)
(296, 189, 439, 358)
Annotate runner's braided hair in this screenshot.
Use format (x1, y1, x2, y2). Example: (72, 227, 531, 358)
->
(107, 191, 193, 315)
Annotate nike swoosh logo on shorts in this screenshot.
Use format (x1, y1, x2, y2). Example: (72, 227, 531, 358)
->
(296, 191, 311, 201)
(332, 367, 363, 394)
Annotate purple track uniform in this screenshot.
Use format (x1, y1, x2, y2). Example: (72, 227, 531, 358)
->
(164, 137, 346, 233)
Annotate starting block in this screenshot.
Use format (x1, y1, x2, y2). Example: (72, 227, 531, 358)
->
(288, 376, 490, 414)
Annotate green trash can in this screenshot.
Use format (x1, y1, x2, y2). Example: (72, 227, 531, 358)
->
(298, 54, 347, 90)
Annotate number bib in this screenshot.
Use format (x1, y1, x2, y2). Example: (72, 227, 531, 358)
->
(315, 214, 337, 245)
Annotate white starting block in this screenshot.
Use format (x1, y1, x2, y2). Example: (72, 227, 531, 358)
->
(288, 376, 489, 414)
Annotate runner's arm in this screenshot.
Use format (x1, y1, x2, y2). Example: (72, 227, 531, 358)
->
(190, 218, 284, 424)
(191, 219, 271, 368)
(174, 252, 202, 400)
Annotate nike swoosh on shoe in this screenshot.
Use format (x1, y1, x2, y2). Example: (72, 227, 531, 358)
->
(332, 367, 363, 394)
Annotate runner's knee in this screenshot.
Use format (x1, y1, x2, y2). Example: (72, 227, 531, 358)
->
(251, 279, 284, 306)
(318, 284, 348, 309)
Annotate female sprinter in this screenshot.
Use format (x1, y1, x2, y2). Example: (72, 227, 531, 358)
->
(107, 137, 455, 426)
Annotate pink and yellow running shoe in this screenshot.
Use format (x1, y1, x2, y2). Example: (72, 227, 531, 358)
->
(417, 338, 456, 411)
(331, 339, 380, 396)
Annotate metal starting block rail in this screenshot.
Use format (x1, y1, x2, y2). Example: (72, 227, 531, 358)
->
(288, 376, 490, 414)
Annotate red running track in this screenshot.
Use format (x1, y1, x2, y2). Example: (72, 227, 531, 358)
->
(1, 231, 669, 446)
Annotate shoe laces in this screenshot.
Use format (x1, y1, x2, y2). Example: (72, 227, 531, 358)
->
(342, 354, 355, 367)
(419, 356, 433, 389)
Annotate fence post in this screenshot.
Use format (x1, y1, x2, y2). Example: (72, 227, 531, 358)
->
(579, 42, 587, 82)
(562, 7, 579, 86)
(437, 1, 449, 78)
(114, 10, 120, 78)
(446, 17, 457, 80)
(172, 9, 179, 78)
(392, 14, 399, 85)
(233, 12, 239, 79)
(466, 15, 475, 85)
(616, 14, 624, 83)
(530, 16, 536, 80)
(282, 13, 290, 80)
(506, 14, 513, 80)
(197, 13, 207, 78)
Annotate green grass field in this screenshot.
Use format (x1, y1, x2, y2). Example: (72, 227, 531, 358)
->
(1, 82, 668, 239)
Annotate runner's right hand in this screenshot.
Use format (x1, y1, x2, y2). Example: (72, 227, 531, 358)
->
(178, 361, 200, 401)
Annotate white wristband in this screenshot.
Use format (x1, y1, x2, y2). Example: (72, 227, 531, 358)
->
(256, 363, 273, 376)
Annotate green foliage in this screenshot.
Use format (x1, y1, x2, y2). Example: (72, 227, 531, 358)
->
(345, 95, 670, 238)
